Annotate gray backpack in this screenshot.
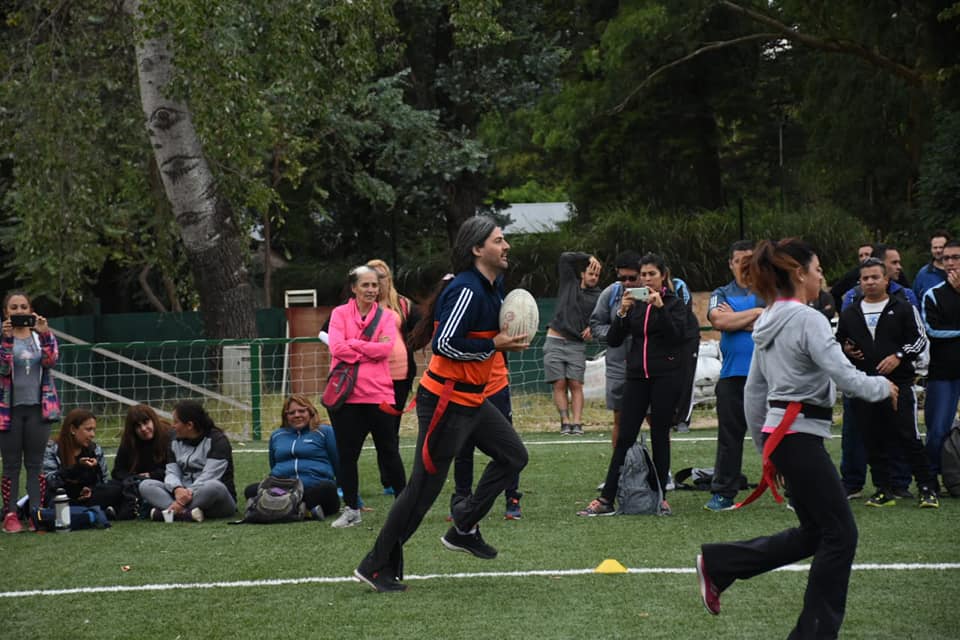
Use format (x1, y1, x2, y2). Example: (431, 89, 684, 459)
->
(616, 438, 666, 515)
(242, 476, 306, 524)
(941, 421, 960, 498)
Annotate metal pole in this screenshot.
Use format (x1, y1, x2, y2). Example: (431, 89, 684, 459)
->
(250, 341, 262, 441)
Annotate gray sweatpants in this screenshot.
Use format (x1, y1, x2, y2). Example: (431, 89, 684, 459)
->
(139, 479, 237, 519)
(0, 405, 49, 513)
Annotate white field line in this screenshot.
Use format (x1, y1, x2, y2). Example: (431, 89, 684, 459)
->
(2, 563, 957, 599)
(205, 433, 928, 455)
(224, 437, 723, 455)
(101, 433, 928, 457)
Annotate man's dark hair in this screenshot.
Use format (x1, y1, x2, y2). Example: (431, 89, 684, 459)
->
(870, 243, 896, 262)
(859, 257, 887, 274)
(945, 240, 960, 250)
(729, 240, 753, 258)
(451, 215, 498, 273)
(931, 229, 952, 242)
(614, 250, 642, 271)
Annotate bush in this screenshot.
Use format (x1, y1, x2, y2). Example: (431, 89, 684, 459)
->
(506, 203, 871, 294)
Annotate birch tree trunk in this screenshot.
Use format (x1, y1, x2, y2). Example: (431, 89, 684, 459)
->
(126, 0, 257, 339)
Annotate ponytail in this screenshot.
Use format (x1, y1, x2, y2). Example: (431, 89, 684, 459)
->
(743, 238, 815, 304)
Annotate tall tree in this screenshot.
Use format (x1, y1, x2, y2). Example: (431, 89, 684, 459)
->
(0, 1, 396, 326)
(125, 0, 257, 338)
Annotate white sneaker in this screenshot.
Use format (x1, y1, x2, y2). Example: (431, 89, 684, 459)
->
(331, 506, 362, 528)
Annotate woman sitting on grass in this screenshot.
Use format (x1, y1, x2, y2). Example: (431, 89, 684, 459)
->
(112, 404, 172, 482)
(42, 408, 122, 517)
(139, 400, 237, 522)
(243, 394, 340, 520)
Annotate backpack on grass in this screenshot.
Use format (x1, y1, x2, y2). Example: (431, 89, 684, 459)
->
(616, 439, 666, 515)
(240, 476, 306, 524)
(673, 467, 750, 491)
(31, 505, 111, 531)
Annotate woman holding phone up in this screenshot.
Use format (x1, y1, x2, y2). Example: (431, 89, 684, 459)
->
(577, 254, 698, 516)
(0, 291, 60, 533)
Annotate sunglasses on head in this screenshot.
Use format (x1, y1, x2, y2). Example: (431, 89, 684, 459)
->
(617, 274, 639, 282)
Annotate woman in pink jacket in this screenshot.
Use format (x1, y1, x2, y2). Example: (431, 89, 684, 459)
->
(327, 266, 407, 528)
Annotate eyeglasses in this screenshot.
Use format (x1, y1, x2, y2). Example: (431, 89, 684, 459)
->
(943, 254, 960, 262)
(285, 409, 310, 416)
(617, 274, 639, 282)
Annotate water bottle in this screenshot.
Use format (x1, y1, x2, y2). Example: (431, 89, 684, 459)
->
(54, 490, 71, 531)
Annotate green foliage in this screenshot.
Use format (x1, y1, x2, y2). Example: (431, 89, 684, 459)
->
(506, 204, 871, 294)
(0, 2, 154, 303)
(917, 109, 960, 237)
(495, 180, 568, 204)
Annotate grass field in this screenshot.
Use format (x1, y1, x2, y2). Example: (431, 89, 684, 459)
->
(1, 424, 956, 639)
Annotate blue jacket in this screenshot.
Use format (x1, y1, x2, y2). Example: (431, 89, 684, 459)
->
(913, 263, 947, 300)
(268, 423, 339, 488)
(421, 266, 504, 407)
(709, 280, 764, 378)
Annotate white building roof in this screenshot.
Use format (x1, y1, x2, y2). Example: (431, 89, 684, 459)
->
(500, 202, 571, 234)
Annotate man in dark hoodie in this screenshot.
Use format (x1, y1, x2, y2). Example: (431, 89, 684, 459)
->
(921, 239, 960, 489)
(544, 252, 602, 436)
(836, 258, 939, 509)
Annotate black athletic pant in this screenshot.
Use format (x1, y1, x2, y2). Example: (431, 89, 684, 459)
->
(710, 376, 748, 498)
(330, 403, 406, 510)
(600, 371, 680, 502)
(358, 386, 528, 579)
(243, 480, 340, 517)
(453, 385, 520, 499)
(702, 433, 857, 639)
(378, 378, 414, 489)
(853, 383, 935, 493)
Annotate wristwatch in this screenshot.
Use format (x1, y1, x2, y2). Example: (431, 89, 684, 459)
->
(895, 351, 904, 359)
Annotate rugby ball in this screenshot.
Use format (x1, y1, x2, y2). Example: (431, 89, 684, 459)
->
(499, 289, 539, 342)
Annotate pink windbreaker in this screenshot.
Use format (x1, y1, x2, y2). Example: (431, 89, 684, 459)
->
(327, 299, 398, 405)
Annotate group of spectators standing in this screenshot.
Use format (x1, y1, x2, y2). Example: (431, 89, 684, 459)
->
(544, 230, 959, 517)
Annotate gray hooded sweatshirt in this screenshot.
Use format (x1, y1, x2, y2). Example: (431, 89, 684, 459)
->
(744, 300, 891, 452)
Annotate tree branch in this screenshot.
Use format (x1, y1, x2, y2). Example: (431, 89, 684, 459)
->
(138, 265, 168, 312)
(718, 0, 924, 88)
(162, 274, 182, 312)
(611, 33, 778, 114)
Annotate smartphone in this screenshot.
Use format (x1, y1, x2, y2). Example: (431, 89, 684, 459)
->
(10, 314, 35, 328)
(626, 287, 649, 302)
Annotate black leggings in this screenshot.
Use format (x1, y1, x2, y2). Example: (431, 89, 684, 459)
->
(601, 372, 681, 502)
(378, 378, 414, 488)
(330, 403, 406, 509)
(702, 433, 858, 639)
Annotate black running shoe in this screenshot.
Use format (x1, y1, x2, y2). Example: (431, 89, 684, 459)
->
(441, 526, 498, 559)
(354, 566, 408, 593)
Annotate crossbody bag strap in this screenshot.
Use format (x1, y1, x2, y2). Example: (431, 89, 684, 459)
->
(361, 306, 384, 340)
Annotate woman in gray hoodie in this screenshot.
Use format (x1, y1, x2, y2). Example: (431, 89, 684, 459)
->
(695, 239, 897, 640)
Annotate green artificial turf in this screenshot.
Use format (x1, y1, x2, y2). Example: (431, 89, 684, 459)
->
(1, 428, 955, 639)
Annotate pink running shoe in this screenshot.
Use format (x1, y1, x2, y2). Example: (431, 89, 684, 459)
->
(696, 554, 721, 615)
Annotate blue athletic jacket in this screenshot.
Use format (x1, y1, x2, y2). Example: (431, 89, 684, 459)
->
(268, 423, 340, 488)
(421, 266, 504, 407)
